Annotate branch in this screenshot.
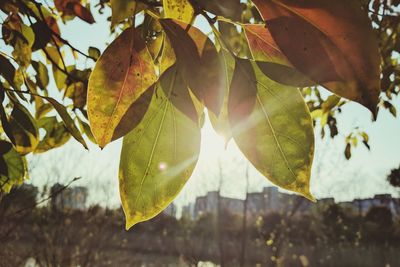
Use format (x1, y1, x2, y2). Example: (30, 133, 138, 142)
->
(18, 0, 96, 61)
(200, 10, 235, 56)
(12, 177, 82, 216)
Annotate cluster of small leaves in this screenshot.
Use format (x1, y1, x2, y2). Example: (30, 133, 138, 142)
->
(0, 0, 97, 192)
(387, 164, 400, 188)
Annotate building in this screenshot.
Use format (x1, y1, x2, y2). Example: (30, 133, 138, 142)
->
(50, 183, 88, 210)
(190, 187, 399, 220)
(163, 202, 177, 217)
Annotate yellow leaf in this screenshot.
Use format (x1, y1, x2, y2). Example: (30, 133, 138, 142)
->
(88, 27, 157, 148)
(163, 0, 194, 23)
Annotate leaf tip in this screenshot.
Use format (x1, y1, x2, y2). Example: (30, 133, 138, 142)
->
(297, 185, 316, 202)
(124, 212, 143, 230)
(302, 191, 316, 203)
(125, 220, 137, 231)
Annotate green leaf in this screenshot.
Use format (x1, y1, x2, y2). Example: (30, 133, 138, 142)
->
(88, 46, 101, 61)
(157, 34, 176, 76)
(321, 95, 341, 113)
(163, 0, 194, 23)
(12, 38, 32, 68)
(110, 0, 145, 28)
(44, 97, 88, 149)
(119, 67, 201, 229)
(77, 116, 96, 144)
(44, 46, 68, 91)
(9, 103, 39, 155)
(209, 49, 235, 142)
(35, 117, 71, 153)
(32, 61, 49, 91)
(0, 140, 28, 193)
(20, 24, 35, 47)
(65, 82, 86, 109)
(88, 27, 157, 148)
(228, 59, 315, 200)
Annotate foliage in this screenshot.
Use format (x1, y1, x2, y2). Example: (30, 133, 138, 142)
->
(387, 164, 400, 188)
(0, 0, 400, 228)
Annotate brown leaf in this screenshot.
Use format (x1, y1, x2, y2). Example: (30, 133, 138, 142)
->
(55, 0, 95, 24)
(252, 0, 381, 115)
(160, 19, 225, 115)
(244, 24, 315, 87)
(228, 58, 257, 125)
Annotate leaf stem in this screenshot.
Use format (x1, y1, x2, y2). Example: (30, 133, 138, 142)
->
(199, 11, 235, 56)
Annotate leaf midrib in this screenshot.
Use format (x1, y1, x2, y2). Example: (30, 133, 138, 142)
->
(133, 69, 178, 210)
(256, 94, 296, 180)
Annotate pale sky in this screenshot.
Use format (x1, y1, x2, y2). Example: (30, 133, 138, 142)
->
(10, 3, 400, 208)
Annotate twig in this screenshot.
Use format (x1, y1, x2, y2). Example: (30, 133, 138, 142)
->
(18, 0, 95, 60)
(200, 10, 235, 55)
(11, 177, 82, 216)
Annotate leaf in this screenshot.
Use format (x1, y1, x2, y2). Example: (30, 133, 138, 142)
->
(71, 2, 95, 24)
(158, 34, 177, 76)
(228, 59, 257, 124)
(65, 82, 86, 109)
(34, 117, 71, 153)
(88, 27, 157, 148)
(110, 0, 146, 28)
(0, 105, 15, 144)
(12, 37, 32, 68)
(345, 143, 352, 160)
(119, 67, 201, 229)
(147, 33, 176, 76)
(43, 46, 68, 91)
(31, 21, 52, 51)
(252, 0, 381, 115)
(77, 116, 96, 144)
(44, 97, 88, 149)
(163, 0, 194, 24)
(9, 103, 39, 155)
(160, 19, 225, 115)
(228, 59, 315, 200)
(383, 101, 397, 117)
(198, 0, 243, 21)
(0, 140, 27, 193)
(32, 61, 49, 90)
(321, 95, 341, 113)
(88, 46, 101, 61)
(243, 24, 314, 87)
(0, 54, 16, 86)
(160, 66, 200, 123)
(209, 49, 235, 141)
(112, 85, 154, 142)
(54, 0, 95, 24)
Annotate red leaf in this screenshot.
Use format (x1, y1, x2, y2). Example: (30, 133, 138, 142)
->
(252, 0, 381, 115)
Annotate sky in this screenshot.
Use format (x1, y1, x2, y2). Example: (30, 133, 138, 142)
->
(8, 3, 400, 209)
